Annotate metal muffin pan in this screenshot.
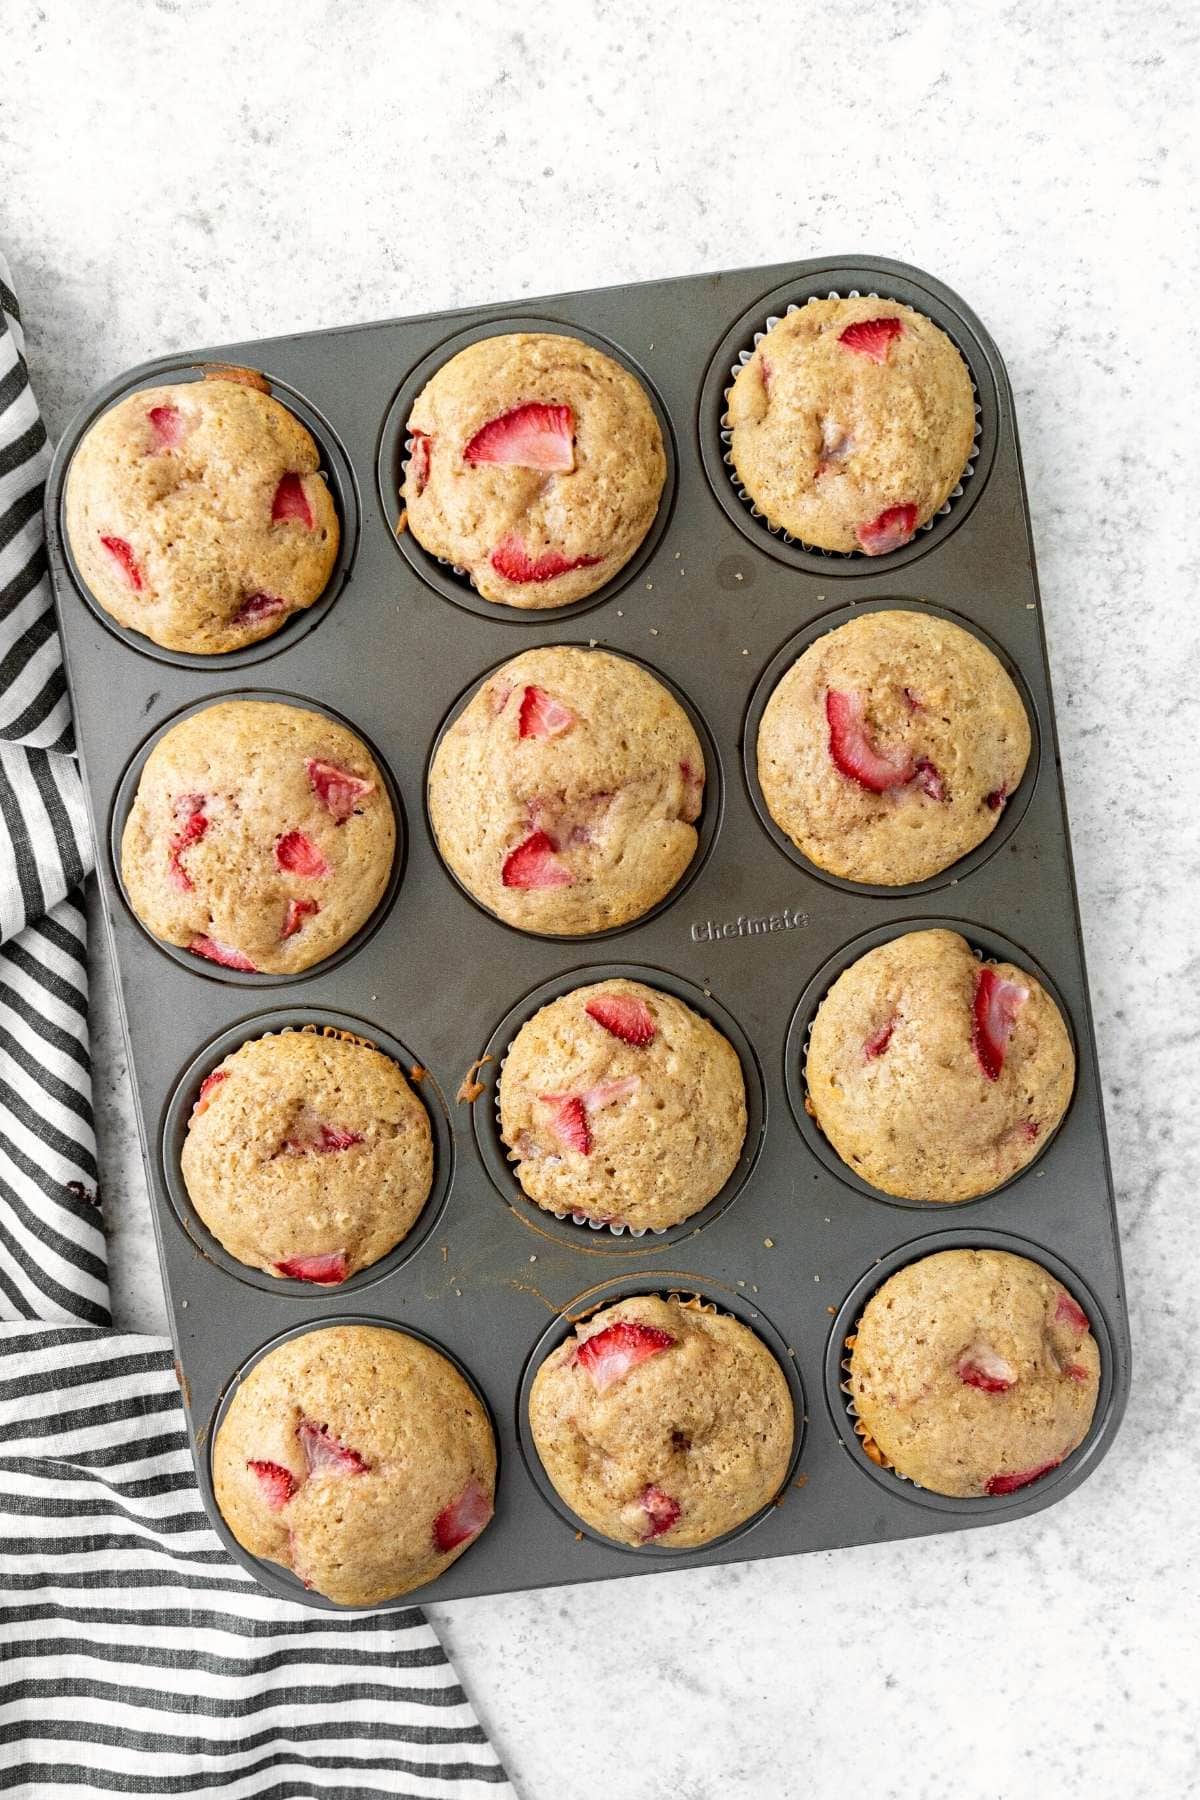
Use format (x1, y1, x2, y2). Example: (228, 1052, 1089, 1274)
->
(44, 255, 1130, 1609)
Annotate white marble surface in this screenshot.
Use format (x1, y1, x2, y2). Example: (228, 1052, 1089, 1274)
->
(5, 2, 1200, 1794)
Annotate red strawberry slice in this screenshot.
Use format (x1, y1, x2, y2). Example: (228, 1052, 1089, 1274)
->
(1064, 1363, 1089, 1383)
(280, 1119, 364, 1157)
(274, 1250, 350, 1284)
(971, 966, 1029, 1081)
(639, 1485, 682, 1540)
(464, 402, 575, 472)
(856, 503, 919, 556)
(490, 535, 602, 584)
(433, 1479, 494, 1553)
(99, 535, 144, 590)
(167, 802, 209, 892)
(1054, 1291, 1090, 1334)
(759, 354, 772, 392)
(407, 428, 432, 496)
(247, 1459, 297, 1510)
(298, 1420, 369, 1475)
(501, 829, 573, 889)
(546, 1094, 592, 1155)
(305, 758, 376, 823)
(915, 759, 946, 801)
(826, 690, 916, 793)
(271, 473, 314, 528)
(281, 896, 320, 939)
(147, 403, 185, 449)
(985, 785, 1008, 812)
(189, 935, 257, 972)
(864, 1021, 894, 1059)
(957, 1346, 1017, 1392)
(839, 315, 904, 363)
(1016, 1119, 1040, 1143)
(234, 592, 287, 626)
(575, 1320, 675, 1392)
(679, 759, 705, 823)
(275, 830, 330, 878)
(585, 992, 657, 1046)
(518, 685, 575, 740)
(194, 1068, 229, 1114)
(985, 1458, 1061, 1496)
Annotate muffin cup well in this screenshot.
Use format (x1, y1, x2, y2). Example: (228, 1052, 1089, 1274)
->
(699, 266, 999, 574)
(517, 1273, 805, 1555)
(109, 689, 406, 986)
(784, 917, 1078, 1209)
(161, 1008, 453, 1296)
(424, 645, 723, 943)
(823, 1227, 1116, 1516)
(57, 360, 359, 670)
(471, 963, 765, 1253)
(377, 315, 677, 623)
(743, 597, 1041, 897)
(205, 1316, 496, 1611)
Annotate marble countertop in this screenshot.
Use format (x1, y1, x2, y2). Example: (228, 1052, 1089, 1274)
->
(6, 2, 1199, 1794)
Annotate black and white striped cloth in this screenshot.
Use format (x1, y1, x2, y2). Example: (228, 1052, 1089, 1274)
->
(0, 256, 514, 1799)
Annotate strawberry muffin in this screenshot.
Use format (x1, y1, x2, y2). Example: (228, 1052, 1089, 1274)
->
(805, 928, 1074, 1202)
(180, 1029, 433, 1284)
(65, 371, 339, 652)
(529, 1295, 793, 1547)
(757, 610, 1030, 884)
(120, 699, 394, 975)
(847, 1248, 1100, 1497)
(428, 646, 705, 936)
(727, 298, 975, 554)
(213, 1324, 495, 1605)
(497, 978, 747, 1232)
(401, 332, 666, 608)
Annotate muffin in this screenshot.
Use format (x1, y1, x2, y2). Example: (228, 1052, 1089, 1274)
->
(757, 609, 1030, 884)
(726, 297, 975, 553)
(497, 978, 747, 1232)
(529, 1295, 793, 1547)
(121, 699, 394, 975)
(213, 1324, 495, 1605)
(65, 371, 339, 652)
(428, 646, 704, 935)
(181, 1029, 433, 1283)
(847, 1248, 1100, 1497)
(402, 332, 666, 608)
(805, 928, 1074, 1201)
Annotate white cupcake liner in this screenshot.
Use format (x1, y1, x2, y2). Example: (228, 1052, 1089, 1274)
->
(839, 1324, 909, 1483)
(720, 289, 983, 557)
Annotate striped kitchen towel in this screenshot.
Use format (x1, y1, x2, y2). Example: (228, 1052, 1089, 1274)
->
(0, 255, 515, 1799)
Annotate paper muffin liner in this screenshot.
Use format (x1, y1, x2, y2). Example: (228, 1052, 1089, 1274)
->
(719, 289, 983, 557)
(840, 1325, 900, 1477)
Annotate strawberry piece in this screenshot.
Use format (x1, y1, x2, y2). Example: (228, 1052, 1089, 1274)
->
(464, 402, 575, 472)
(247, 1459, 297, 1510)
(281, 897, 320, 939)
(271, 472, 314, 528)
(759, 354, 772, 392)
(826, 690, 916, 793)
(585, 992, 657, 1046)
(985, 1459, 1061, 1496)
(189, 935, 257, 972)
(839, 315, 904, 362)
(298, 1420, 369, 1475)
(639, 1485, 682, 1540)
(985, 785, 1008, 812)
(167, 801, 208, 892)
(547, 1095, 592, 1156)
(305, 758, 376, 824)
(1055, 1291, 1090, 1334)
(972, 966, 1029, 1081)
(957, 1347, 1018, 1392)
(579, 1076, 641, 1110)
(275, 830, 330, 878)
(1065, 1363, 1089, 1383)
(575, 1320, 675, 1392)
(864, 1021, 894, 1059)
(487, 680, 515, 718)
(407, 428, 432, 496)
(234, 592, 287, 626)
(194, 1068, 229, 1114)
(490, 535, 602, 584)
(518, 685, 575, 740)
(316, 1125, 362, 1152)
(818, 417, 854, 467)
(915, 759, 946, 801)
(279, 1118, 364, 1157)
(501, 829, 573, 889)
(856, 503, 919, 556)
(147, 403, 185, 449)
(99, 535, 144, 590)
(1017, 1120, 1040, 1143)
(274, 1250, 350, 1284)
(679, 759, 705, 824)
(433, 1479, 493, 1553)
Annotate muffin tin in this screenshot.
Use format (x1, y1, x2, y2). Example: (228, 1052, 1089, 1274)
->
(44, 256, 1130, 1608)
